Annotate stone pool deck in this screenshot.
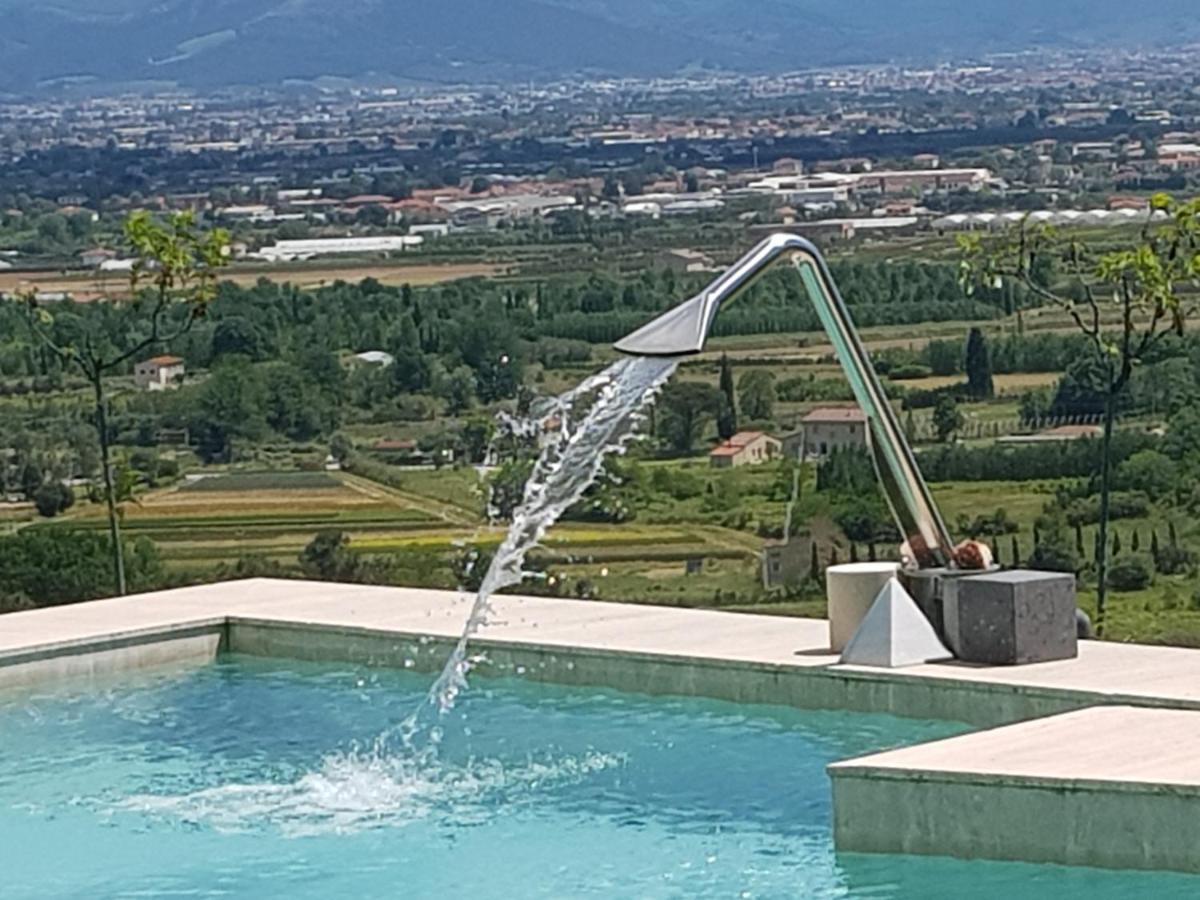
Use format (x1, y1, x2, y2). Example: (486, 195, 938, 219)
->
(8, 578, 1200, 725)
(7, 577, 1200, 872)
(830, 706, 1200, 872)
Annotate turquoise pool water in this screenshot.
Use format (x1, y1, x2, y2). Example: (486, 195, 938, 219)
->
(1, 657, 1197, 899)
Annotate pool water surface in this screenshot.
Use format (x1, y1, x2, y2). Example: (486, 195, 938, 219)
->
(1, 656, 1196, 898)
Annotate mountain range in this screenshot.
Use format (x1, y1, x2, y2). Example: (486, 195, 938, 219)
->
(0, 0, 1198, 92)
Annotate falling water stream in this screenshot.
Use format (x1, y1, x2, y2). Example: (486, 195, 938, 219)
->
(420, 353, 680, 718)
(124, 355, 680, 833)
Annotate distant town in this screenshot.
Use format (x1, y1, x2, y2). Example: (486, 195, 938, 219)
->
(2, 47, 1200, 288)
(5, 46, 1200, 648)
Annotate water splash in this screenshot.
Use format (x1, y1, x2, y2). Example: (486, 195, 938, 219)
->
(421, 355, 678, 720)
(121, 749, 626, 836)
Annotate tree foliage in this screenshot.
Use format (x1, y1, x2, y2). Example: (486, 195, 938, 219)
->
(961, 195, 1200, 630)
(657, 381, 723, 454)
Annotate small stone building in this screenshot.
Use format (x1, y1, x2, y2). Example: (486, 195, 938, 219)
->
(788, 407, 868, 459)
(761, 534, 814, 587)
(655, 248, 716, 273)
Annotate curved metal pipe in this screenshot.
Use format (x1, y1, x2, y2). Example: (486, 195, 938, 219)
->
(614, 233, 956, 569)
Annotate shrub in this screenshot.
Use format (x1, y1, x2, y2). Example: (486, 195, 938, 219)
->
(651, 466, 704, 501)
(1026, 540, 1078, 573)
(834, 496, 901, 544)
(888, 364, 933, 380)
(33, 482, 74, 518)
(777, 375, 855, 403)
(1115, 450, 1177, 501)
(1154, 545, 1195, 576)
(1107, 554, 1154, 592)
(956, 508, 1019, 538)
(1064, 492, 1149, 527)
(900, 384, 964, 410)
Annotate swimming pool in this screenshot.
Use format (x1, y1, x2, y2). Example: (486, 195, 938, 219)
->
(2, 656, 1197, 899)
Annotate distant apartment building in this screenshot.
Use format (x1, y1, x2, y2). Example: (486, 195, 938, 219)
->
(134, 355, 185, 391)
(442, 193, 576, 229)
(787, 407, 868, 459)
(744, 175, 852, 206)
(853, 168, 990, 194)
(218, 204, 276, 222)
(709, 431, 781, 468)
(1157, 143, 1200, 170)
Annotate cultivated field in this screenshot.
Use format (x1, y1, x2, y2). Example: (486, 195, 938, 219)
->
(0, 260, 504, 297)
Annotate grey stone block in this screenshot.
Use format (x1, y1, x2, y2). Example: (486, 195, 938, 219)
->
(948, 569, 1077, 665)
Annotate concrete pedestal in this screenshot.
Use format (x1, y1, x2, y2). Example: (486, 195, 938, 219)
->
(826, 562, 901, 652)
(898, 567, 955, 638)
(947, 569, 1077, 665)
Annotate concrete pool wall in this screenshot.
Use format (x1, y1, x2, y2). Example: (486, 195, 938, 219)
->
(7, 578, 1200, 873)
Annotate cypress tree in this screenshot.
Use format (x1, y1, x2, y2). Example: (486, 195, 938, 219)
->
(850, 543, 859, 563)
(1112, 530, 1122, 556)
(1132, 530, 1141, 553)
(830, 547, 839, 567)
(868, 541, 877, 561)
(810, 541, 819, 580)
(1151, 530, 1161, 559)
(1011, 535, 1020, 566)
(964, 327, 995, 400)
(1075, 523, 1085, 557)
(1169, 521, 1179, 548)
(992, 541, 1001, 568)
(717, 354, 737, 440)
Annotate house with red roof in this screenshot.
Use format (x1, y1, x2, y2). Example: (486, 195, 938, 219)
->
(134, 355, 185, 391)
(709, 431, 781, 468)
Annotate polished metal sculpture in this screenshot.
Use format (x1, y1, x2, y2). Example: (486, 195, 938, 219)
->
(614, 233, 956, 569)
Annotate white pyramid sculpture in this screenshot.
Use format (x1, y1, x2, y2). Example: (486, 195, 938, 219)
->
(839, 577, 953, 668)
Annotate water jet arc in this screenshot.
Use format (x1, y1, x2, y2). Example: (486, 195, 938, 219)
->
(614, 233, 955, 569)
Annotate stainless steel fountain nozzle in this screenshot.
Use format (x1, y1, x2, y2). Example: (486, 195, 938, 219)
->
(613, 233, 957, 570)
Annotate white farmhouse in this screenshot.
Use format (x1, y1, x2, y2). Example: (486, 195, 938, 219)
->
(134, 355, 185, 391)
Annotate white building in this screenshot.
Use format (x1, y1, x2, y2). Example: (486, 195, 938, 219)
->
(251, 235, 424, 262)
(134, 355, 185, 391)
(441, 194, 577, 228)
(350, 350, 395, 367)
(80, 248, 117, 268)
(408, 223, 450, 239)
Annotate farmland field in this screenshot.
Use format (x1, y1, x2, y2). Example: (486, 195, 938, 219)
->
(66, 471, 444, 555)
(179, 471, 343, 492)
(894, 372, 1059, 393)
(0, 260, 503, 298)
